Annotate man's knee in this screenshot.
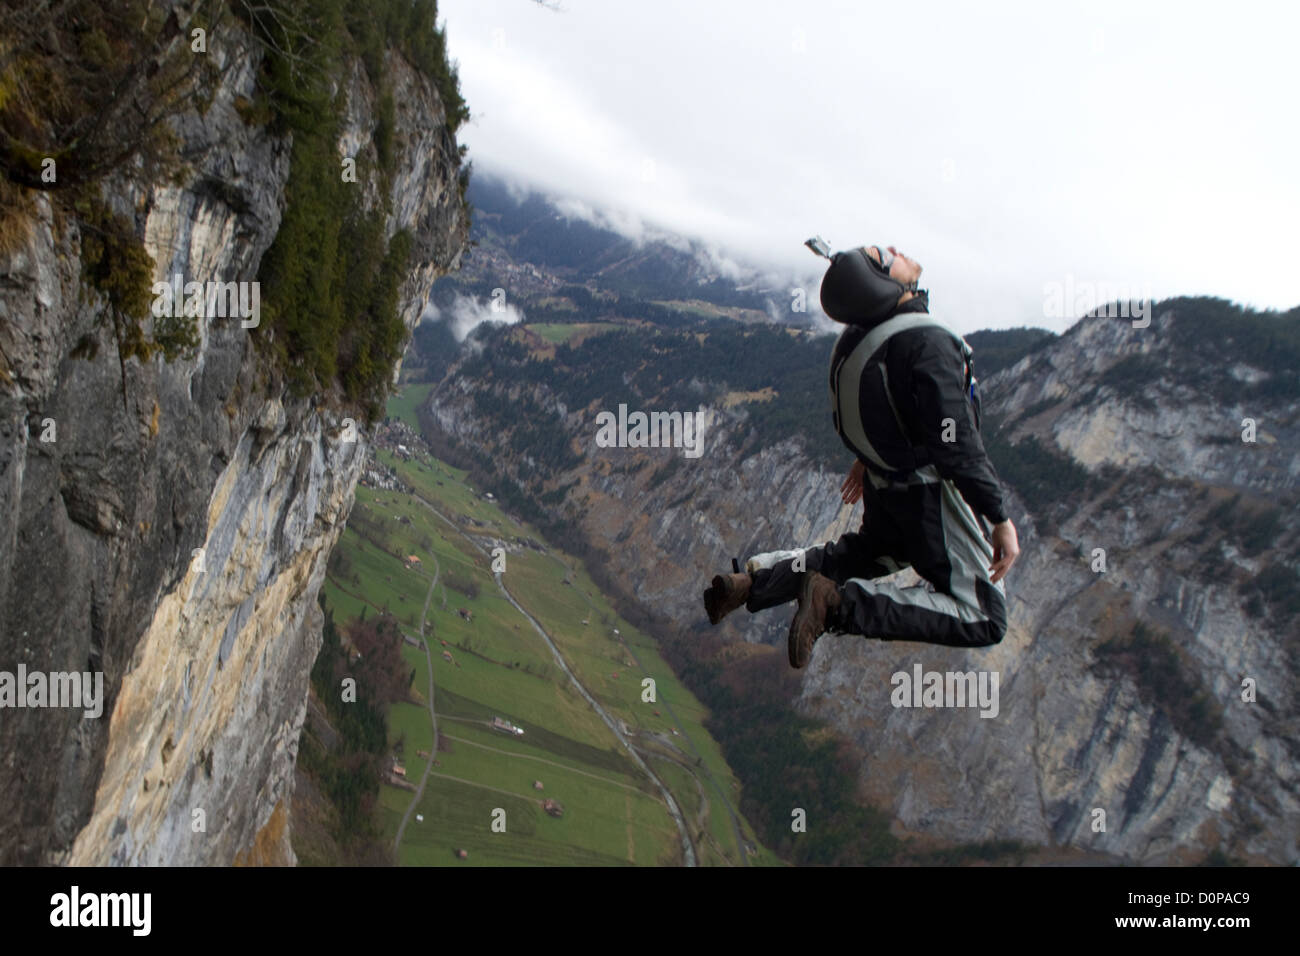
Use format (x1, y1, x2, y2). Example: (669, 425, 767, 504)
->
(976, 579, 1007, 645)
(980, 617, 1006, 646)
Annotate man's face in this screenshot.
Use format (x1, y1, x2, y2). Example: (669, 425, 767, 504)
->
(868, 245, 923, 286)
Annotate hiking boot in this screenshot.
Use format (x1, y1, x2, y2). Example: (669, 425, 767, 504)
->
(703, 573, 751, 625)
(787, 572, 842, 669)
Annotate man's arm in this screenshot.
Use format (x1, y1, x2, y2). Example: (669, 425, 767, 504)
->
(989, 519, 1019, 584)
(899, 330, 1008, 525)
(841, 457, 865, 504)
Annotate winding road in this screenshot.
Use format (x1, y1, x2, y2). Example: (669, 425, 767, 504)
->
(411, 493, 698, 867)
(548, 552, 751, 866)
(493, 573, 697, 866)
(393, 553, 441, 853)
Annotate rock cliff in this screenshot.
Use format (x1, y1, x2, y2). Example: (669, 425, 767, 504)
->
(0, 10, 467, 865)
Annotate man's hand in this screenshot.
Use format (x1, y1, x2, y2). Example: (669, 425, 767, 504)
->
(841, 459, 865, 505)
(989, 519, 1020, 584)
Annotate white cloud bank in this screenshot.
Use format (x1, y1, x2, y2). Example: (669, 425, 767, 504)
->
(440, 0, 1299, 333)
(423, 292, 526, 342)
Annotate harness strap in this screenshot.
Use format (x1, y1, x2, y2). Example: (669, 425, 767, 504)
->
(829, 313, 974, 479)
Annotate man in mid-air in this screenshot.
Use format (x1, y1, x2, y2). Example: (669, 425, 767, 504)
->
(703, 243, 1019, 667)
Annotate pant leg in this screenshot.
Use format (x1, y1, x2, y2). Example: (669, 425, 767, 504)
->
(836, 473, 1007, 647)
(746, 507, 908, 613)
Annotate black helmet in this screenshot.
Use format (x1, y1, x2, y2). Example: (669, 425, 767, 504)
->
(819, 245, 913, 326)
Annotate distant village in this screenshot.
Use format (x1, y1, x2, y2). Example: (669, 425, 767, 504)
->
(359, 416, 431, 492)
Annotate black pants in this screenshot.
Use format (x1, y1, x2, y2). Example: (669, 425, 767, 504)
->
(747, 471, 1006, 648)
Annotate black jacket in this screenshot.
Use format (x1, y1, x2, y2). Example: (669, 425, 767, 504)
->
(830, 296, 1009, 525)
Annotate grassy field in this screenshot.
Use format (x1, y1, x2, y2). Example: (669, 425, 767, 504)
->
(528, 321, 616, 346)
(319, 391, 779, 866)
(386, 382, 433, 430)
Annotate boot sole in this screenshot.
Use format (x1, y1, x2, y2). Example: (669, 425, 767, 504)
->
(787, 572, 820, 669)
(704, 575, 735, 626)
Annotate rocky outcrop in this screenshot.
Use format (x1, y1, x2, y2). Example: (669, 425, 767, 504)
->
(0, 25, 467, 864)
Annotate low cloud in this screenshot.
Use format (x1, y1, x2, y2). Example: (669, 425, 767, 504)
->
(443, 0, 1300, 325)
(423, 292, 525, 342)
(692, 244, 746, 283)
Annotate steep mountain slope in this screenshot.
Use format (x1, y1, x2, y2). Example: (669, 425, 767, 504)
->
(0, 3, 468, 865)
(806, 304, 1299, 861)
(433, 173, 814, 327)
(419, 299, 1299, 863)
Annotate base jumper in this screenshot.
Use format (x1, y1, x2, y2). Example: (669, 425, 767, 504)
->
(703, 244, 1020, 668)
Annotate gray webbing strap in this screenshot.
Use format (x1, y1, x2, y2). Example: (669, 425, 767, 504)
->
(829, 313, 973, 475)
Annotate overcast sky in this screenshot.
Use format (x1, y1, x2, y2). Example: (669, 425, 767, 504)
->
(438, 0, 1299, 333)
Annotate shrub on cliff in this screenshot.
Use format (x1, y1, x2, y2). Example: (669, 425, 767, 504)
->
(246, 0, 467, 420)
(303, 602, 411, 857)
(1092, 620, 1223, 749)
(1, 1, 219, 372)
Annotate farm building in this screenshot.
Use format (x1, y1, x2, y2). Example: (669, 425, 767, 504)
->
(491, 716, 524, 736)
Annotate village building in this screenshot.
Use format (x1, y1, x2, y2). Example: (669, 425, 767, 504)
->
(490, 716, 524, 736)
